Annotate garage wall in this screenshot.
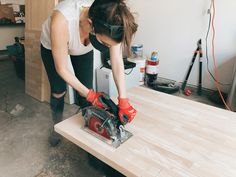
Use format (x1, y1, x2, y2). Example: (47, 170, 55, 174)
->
(129, 0, 236, 92)
(0, 0, 25, 50)
(0, 26, 24, 50)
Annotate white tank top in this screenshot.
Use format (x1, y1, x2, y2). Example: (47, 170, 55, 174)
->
(40, 0, 94, 56)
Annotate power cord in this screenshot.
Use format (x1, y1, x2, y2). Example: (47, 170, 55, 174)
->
(211, 0, 232, 111)
(205, 1, 230, 86)
(125, 68, 133, 75)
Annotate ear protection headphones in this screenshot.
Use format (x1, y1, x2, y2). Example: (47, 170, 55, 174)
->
(93, 18, 124, 39)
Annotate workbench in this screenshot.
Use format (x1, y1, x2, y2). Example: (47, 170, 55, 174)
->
(55, 87, 236, 177)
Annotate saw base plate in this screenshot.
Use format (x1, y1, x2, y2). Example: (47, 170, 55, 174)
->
(82, 126, 133, 148)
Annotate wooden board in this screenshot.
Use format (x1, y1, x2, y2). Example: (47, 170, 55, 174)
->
(25, 0, 58, 31)
(55, 87, 236, 177)
(25, 0, 58, 102)
(0, 4, 15, 22)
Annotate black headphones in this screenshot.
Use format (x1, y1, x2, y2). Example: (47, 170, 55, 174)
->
(93, 18, 124, 39)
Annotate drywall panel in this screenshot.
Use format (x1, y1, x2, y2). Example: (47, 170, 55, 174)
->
(0, 26, 24, 50)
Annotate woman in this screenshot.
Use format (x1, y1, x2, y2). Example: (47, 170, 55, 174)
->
(40, 0, 138, 146)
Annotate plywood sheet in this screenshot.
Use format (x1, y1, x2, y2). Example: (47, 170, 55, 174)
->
(25, 0, 58, 102)
(25, 0, 58, 30)
(55, 87, 236, 177)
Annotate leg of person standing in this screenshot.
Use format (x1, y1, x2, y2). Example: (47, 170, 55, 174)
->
(40, 45, 66, 146)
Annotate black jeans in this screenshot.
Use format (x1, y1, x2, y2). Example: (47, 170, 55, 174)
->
(40, 44, 94, 108)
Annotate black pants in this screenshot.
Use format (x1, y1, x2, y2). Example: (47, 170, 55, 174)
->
(40, 44, 94, 108)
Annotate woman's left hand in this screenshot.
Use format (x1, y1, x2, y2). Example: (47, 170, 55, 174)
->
(118, 97, 137, 125)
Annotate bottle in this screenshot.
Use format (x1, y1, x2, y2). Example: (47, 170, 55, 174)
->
(151, 51, 158, 62)
(145, 51, 159, 83)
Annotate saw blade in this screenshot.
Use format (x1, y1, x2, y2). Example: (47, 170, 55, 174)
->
(83, 106, 118, 139)
(82, 106, 133, 148)
(88, 116, 111, 139)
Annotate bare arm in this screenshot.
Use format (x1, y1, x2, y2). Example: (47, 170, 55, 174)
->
(109, 44, 127, 98)
(50, 11, 89, 97)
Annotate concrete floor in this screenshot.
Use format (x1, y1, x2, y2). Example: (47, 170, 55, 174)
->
(0, 59, 223, 177)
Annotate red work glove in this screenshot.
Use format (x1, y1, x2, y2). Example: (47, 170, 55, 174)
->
(86, 89, 107, 109)
(118, 97, 137, 125)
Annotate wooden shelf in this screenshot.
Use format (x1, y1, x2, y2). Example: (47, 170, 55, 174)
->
(0, 23, 25, 27)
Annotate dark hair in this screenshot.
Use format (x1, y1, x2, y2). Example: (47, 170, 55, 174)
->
(88, 0, 138, 55)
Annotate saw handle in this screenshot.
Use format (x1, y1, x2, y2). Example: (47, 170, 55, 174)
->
(99, 95, 118, 116)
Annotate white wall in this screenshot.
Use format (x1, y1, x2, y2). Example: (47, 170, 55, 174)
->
(129, 0, 236, 92)
(0, 26, 25, 50)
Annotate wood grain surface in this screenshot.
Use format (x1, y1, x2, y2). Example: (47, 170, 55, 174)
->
(55, 87, 236, 177)
(25, 0, 58, 102)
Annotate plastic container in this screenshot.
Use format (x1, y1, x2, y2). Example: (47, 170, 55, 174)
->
(6, 38, 25, 80)
(131, 44, 143, 58)
(128, 57, 146, 85)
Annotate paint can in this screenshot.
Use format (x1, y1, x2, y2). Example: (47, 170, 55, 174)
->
(128, 57, 146, 85)
(131, 44, 143, 58)
(146, 59, 159, 75)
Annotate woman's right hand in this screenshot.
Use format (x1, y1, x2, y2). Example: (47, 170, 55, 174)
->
(86, 89, 108, 109)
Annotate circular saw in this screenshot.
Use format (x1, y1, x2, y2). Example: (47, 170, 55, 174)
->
(82, 95, 133, 148)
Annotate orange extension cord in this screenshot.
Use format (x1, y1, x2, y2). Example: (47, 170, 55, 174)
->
(211, 0, 232, 111)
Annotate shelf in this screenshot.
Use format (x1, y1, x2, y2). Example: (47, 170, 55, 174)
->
(0, 23, 25, 27)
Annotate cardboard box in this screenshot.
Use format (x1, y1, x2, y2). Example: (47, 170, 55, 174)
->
(0, 4, 15, 22)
